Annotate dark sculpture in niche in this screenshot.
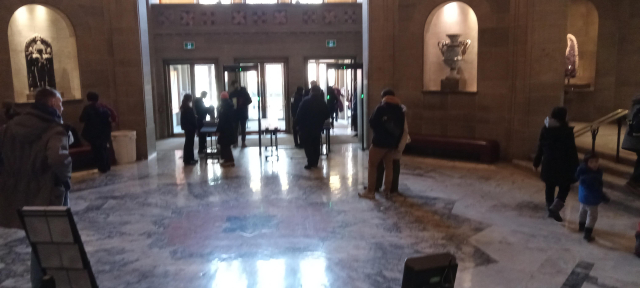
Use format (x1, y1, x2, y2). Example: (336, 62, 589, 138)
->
(565, 34, 579, 84)
(25, 35, 56, 91)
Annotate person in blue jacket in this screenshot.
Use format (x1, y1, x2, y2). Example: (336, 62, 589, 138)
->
(575, 153, 610, 242)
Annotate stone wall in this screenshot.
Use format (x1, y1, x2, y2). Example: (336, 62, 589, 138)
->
(0, 0, 156, 160)
(149, 3, 363, 138)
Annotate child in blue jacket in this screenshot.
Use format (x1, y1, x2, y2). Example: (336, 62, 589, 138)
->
(575, 153, 610, 242)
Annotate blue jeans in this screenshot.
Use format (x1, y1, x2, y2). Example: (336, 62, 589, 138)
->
(31, 190, 69, 288)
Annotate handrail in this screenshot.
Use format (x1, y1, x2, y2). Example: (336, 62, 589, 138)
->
(574, 109, 628, 138)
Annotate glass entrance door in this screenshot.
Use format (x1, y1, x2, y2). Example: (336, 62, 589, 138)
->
(167, 62, 217, 135)
(326, 63, 365, 150)
(168, 64, 192, 134)
(237, 62, 286, 132)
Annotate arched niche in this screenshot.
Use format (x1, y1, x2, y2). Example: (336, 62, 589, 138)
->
(8, 4, 81, 102)
(566, 0, 598, 90)
(424, 1, 478, 92)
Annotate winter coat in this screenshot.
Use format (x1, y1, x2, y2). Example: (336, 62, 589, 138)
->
(533, 117, 580, 185)
(296, 90, 330, 135)
(180, 105, 198, 132)
(291, 91, 304, 118)
(0, 105, 72, 229)
(80, 102, 112, 144)
(575, 164, 609, 206)
(230, 87, 252, 121)
(370, 96, 406, 149)
(622, 99, 640, 152)
(216, 99, 236, 146)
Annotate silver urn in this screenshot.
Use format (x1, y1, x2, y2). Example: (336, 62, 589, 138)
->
(437, 34, 471, 79)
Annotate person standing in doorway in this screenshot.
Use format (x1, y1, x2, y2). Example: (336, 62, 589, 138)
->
(0, 88, 72, 288)
(217, 92, 236, 167)
(194, 91, 214, 154)
(359, 89, 405, 199)
(291, 86, 304, 148)
(296, 85, 330, 169)
(80, 92, 113, 173)
(180, 94, 198, 165)
(229, 80, 252, 148)
(622, 95, 640, 191)
(533, 107, 579, 222)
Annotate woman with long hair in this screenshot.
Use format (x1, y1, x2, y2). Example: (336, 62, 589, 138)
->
(216, 92, 236, 167)
(180, 94, 198, 165)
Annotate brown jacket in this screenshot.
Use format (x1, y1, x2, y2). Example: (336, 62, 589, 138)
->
(0, 107, 71, 229)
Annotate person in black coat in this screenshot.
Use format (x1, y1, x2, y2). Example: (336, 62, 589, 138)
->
(229, 80, 253, 148)
(180, 94, 198, 165)
(291, 86, 304, 148)
(359, 89, 405, 200)
(217, 92, 236, 167)
(327, 86, 338, 127)
(194, 91, 214, 154)
(533, 106, 579, 222)
(80, 92, 113, 173)
(297, 85, 330, 169)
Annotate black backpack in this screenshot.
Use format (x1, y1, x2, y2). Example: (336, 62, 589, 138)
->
(629, 109, 640, 137)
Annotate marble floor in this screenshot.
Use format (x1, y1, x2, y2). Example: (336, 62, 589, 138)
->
(1, 144, 639, 288)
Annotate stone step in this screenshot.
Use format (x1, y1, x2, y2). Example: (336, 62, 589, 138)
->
(512, 159, 640, 199)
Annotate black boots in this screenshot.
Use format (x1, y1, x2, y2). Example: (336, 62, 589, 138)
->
(584, 227, 595, 242)
(578, 222, 586, 232)
(547, 199, 565, 222)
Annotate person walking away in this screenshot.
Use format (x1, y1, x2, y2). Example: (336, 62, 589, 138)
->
(291, 86, 304, 148)
(621, 95, 640, 192)
(217, 92, 236, 167)
(0, 88, 72, 288)
(375, 108, 410, 194)
(297, 85, 330, 169)
(180, 94, 198, 165)
(359, 89, 405, 199)
(327, 86, 338, 127)
(575, 153, 610, 242)
(229, 80, 252, 148)
(80, 92, 113, 173)
(533, 107, 579, 222)
(194, 91, 214, 154)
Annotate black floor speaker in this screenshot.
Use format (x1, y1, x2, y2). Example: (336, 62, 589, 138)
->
(401, 253, 457, 288)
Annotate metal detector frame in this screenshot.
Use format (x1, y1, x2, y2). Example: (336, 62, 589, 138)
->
(223, 64, 262, 155)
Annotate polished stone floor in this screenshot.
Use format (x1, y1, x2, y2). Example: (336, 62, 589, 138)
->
(1, 143, 639, 288)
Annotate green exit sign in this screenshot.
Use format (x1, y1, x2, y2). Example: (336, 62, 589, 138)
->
(326, 39, 337, 48)
(183, 41, 195, 50)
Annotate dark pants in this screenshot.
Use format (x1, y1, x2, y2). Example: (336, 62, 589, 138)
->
(90, 141, 110, 173)
(545, 182, 570, 207)
(238, 118, 247, 144)
(184, 129, 196, 162)
(302, 133, 321, 167)
(376, 159, 400, 192)
(198, 131, 207, 152)
(632, 152, 640, 183)
(220, 144, 234, 162)
(292, 119, 300, 146)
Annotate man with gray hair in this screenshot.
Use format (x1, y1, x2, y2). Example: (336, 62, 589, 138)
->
(0, 87, 72, 287)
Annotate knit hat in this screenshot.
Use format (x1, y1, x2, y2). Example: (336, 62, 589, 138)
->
(550, 106, 568, 123)
(220, 91, 229, 99)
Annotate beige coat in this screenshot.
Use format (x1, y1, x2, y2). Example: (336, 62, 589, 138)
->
(0, 107, 71, 229)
